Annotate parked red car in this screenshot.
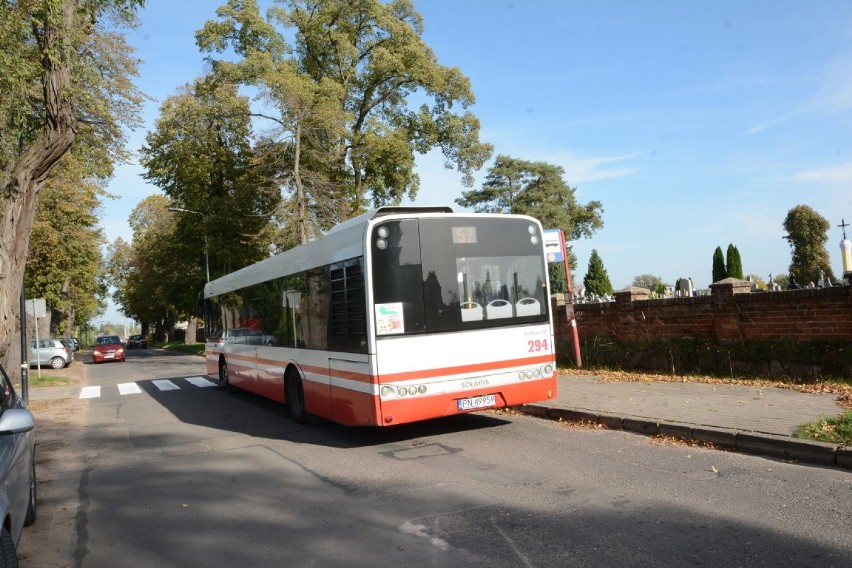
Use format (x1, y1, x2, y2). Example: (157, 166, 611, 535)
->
(92, 335, 125, 364)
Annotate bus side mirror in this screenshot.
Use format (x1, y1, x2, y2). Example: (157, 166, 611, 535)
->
(195, 296, 205, 317)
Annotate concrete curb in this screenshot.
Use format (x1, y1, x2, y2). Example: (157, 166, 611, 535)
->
(521, 403, 851, 471)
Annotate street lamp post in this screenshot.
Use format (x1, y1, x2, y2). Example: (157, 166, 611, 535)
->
(168, 207, 210, 283)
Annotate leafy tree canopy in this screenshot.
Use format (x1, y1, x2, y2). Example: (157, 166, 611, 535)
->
(783, 204, 836, 284)
(196, 0, 493, 219)
(632, 274, 667, 295)
(140, 79, 279, 294)
(26, 146, 110, 336)
(0, 0, 144, 374)
(456, 154, 604, 242)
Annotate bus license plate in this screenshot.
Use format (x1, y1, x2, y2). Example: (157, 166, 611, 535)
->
(457, 394, 496, 411)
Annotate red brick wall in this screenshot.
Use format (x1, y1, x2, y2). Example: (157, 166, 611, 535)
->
(553, 281, 852, 349)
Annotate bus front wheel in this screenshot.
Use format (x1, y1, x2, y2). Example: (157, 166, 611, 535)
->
(286, 372, 307, 424)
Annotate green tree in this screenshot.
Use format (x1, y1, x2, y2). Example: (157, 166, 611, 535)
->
(457, 154, 604, 284)
(106, 196, 186, 341)
(583, 250, 614, 297)
(726, 244, 743, 279)
(140, 79, 279, 296)
(196, 0, 493, 221)
(712, 246, 726, 283)
(548, 264, 567, 294)
(26, 152, 109, 338)
(457, 155, 603, 240)
(0, 0, 144, 375)
(783, 205, 836, 285)
(632, 274, 668, 295)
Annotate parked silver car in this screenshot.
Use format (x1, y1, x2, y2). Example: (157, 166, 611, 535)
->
(0, 363, 37, 565)
(30, 339, 73, 369)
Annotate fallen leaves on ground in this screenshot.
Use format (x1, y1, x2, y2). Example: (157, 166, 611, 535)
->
(649, 434, 727, 451)
(566, 368, 852, 409)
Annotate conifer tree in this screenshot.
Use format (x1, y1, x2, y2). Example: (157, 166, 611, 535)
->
(725, 244, 744, 279)
(583, 249, 614, 296)
(712, 246, 726, 283)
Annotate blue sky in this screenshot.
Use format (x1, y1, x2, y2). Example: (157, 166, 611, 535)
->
(102, 0, 852, 321)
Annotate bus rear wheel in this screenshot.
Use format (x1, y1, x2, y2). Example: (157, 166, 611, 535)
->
(286, 372, 307, 423)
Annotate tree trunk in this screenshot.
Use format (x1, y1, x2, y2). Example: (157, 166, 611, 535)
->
(293, 123, 309, 245)
(185, 316, 198, 344)
(0, 1, 78, 379)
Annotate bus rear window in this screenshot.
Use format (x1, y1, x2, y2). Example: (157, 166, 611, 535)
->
(371, 217, 548, 335)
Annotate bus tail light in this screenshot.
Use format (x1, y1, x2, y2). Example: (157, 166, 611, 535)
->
(380, 384, 428, 398)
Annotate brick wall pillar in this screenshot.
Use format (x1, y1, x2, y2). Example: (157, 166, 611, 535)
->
(610, 287, 650, 339)
(710, 278, 752, 342)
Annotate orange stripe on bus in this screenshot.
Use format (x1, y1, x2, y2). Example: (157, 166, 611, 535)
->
(380, 353, 554, 382)
(211, 351, 553, 385)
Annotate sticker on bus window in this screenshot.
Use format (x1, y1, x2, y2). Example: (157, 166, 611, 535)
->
(375, 303, 404, 335)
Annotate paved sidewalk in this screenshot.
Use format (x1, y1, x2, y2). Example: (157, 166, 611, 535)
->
(522, 374, 851, 470)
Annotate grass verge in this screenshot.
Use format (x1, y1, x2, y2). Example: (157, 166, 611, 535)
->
(161, 342, 205, 356)
(794, 411, 852, 445)
(28, 375, 74, 388)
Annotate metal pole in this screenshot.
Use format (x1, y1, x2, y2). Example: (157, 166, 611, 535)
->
(558, 230, 582, 368)
(19, 279, 28, 403)
(32, 300, 41, 380)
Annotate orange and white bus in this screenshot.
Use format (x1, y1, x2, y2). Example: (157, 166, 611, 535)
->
(201, 206, 557, 426)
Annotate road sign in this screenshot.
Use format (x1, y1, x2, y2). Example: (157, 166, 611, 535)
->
(543, 229, 563, 263)
(25, 298, 46, 318)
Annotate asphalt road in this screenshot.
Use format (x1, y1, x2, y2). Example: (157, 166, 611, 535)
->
(18, 349, 852, 567)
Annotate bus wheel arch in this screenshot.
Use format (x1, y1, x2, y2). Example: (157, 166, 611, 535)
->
(285, 365, 308, 423)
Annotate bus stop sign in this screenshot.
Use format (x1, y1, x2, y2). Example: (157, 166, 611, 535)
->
(543, 229, 563, 263)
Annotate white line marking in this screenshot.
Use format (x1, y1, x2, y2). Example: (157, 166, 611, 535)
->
(80, 386, 101, 399)
(118, 382, 142, 395)
(186, 376, 216, 388)
(152, 379, 180, 391)
(399, 522, 449, 551)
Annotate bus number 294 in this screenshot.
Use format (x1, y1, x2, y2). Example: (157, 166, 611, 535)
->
(528, 339, 549, 352)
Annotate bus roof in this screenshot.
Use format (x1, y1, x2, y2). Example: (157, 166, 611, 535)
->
(203, 205, 454, 298)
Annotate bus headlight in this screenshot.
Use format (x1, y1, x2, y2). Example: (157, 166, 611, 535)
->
(376, 238, 388, 250)
(381, 386, 394, 397)
(418, 385, 427, 394)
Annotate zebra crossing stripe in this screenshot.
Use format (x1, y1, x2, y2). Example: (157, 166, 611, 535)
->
(80, 378, 214, 398)
(80, 386, 100, 399)
(118, 382, 142, 395)
(186, 376, 216, 388)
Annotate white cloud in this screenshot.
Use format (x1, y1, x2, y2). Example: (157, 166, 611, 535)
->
(785, 162, 852, 185)
(560, 153, 641, 184)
